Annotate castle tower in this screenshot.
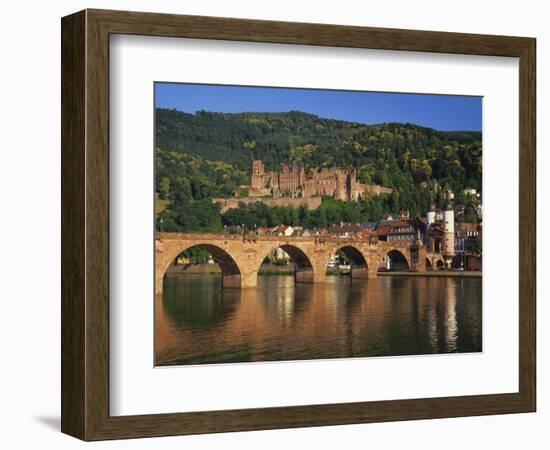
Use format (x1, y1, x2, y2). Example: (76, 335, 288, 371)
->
(279, 162, 290, 193)
(442, 203, 455, 268)
(298, 163, 306, 189)
(290, 161, 301, 193)
(346, 170, 360, 201)
(335, 170, 347, 201)
(251, 160, 265, 189)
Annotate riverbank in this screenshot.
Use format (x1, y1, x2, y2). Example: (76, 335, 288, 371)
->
(378, 271, 482, 278)
(166, 264, 221, 275)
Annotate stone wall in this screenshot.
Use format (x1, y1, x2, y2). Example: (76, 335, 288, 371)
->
(213, 197, 322, 213)
(364, 184, 393, 196)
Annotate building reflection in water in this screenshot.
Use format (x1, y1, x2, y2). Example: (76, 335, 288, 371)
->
(444, 280, 458, 352)
(156, 274, 482, 366)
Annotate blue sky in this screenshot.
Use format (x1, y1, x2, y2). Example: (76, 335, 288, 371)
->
(155, 83, 482, 132)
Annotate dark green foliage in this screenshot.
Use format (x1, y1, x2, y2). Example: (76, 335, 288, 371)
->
(155, 108, 482, 231)
(180, 246, 211, 264)
(156, 149, 248, 201)
(221, 197, 394, 230)
(157, 199, 223, 232)
(462, 206, 479, 224)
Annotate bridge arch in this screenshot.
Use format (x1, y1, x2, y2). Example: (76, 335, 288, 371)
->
(156, 242, 243, 294)
(331, 245, 371, 279)
(379, 248, 410, 272)
(426, 252, 445, 271)
(258, 243, 320, 284)
(426, 257, 433, 271)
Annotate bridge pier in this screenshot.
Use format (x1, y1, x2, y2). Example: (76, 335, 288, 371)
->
(222, 273, 244, 288)
(155, 272, 164, 295)
(350, 267, 377, 279)
(295, 270, 313, 283)
(239, 271, 259, 289)
(295, 269, 326, 283)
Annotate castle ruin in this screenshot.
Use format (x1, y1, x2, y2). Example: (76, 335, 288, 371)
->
(249, 159, 392, 201)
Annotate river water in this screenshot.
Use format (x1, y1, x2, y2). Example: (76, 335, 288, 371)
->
(155, 274, 482, 366)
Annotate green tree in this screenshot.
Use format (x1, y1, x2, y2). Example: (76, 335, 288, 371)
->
(158, 176, 170, 199)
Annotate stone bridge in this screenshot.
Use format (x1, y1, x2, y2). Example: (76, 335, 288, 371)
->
(155, 232, 445, 293)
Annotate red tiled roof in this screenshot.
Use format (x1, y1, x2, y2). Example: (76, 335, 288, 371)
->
(274, 225, 291, 232)
(389, 220, 412, 228)
(376, 226, 392, 236)
(455, 222, 479, 232)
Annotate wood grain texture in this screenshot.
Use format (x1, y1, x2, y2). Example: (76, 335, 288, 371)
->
(61, 8, 537, 441)
(85, 10, 111, 439)
(89, 8, 532, 56)
(61, 10, 86, 439)
(518, 39, 536, 409)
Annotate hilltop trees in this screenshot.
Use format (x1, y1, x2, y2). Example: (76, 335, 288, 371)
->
(155, 109, 482, 231)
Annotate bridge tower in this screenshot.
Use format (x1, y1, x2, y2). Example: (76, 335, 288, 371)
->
(442, 202, 455, 269)
(426, 203, 436, 225)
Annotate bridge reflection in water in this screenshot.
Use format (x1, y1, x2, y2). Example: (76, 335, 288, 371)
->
(155, 274, 482, 366)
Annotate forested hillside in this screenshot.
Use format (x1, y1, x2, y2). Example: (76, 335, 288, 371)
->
(155, 108, 482, 232)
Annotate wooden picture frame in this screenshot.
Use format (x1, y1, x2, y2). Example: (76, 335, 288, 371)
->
(61, 9, 536, 441)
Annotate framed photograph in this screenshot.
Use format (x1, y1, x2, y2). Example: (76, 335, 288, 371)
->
(61, 9, 536, 440)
